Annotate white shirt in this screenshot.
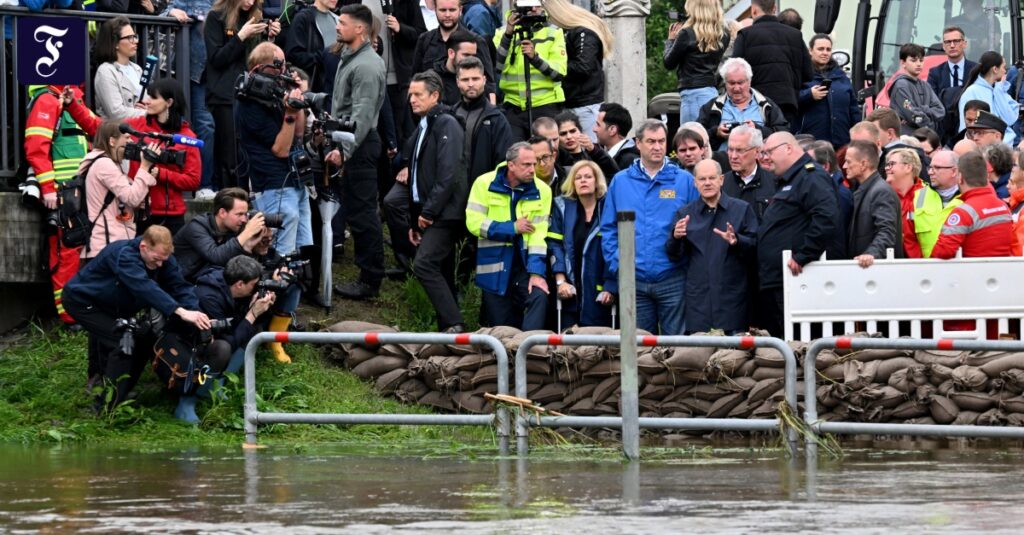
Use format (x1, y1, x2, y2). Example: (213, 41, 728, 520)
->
(420, 0, 438, 31)
(608, 137, 629, 157)
(948, 58, 967, 86)
(740, 165, 758, 185)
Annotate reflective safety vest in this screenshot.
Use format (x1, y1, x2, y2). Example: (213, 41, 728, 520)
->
(494, 24, 566, 109)
(913, 186, 962, 259)
(466, 163, 552, 295)
(24, 85, 89, 195)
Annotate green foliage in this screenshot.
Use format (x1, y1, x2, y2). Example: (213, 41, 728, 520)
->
(0, 322, 492, 447)
(646, 0, 683, 100)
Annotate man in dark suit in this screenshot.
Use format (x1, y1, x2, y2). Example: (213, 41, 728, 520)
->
(927, 26, 976, 142)
(731, 0, 813, 128)
(722, 125, 775, 222)
(843, 140, 903, 267)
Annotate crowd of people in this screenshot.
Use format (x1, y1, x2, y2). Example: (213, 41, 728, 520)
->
(14, 0, 1024, 421)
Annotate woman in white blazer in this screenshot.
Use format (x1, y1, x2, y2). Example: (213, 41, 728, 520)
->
(93, 16, 146, 120)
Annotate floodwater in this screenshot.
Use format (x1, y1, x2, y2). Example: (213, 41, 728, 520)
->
(1, 440, 1023, 533)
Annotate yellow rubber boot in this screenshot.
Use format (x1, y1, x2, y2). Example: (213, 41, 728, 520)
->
(266, 315, 293, 364)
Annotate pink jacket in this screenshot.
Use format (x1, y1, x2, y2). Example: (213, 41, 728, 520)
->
(79, 150, 156, 258)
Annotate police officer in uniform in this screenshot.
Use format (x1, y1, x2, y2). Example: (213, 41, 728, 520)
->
(754, 132, 839, 337)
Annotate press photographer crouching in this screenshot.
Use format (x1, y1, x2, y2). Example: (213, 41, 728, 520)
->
(249, 226, 306, 363)
(173, 188, 278, 282)
(235, 42, 314, 257)
(61, 226, 211, 411)
(176, 255, 277, 423)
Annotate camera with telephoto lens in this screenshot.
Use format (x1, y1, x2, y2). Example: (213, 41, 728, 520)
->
(198, 318, 233, 345)
(247, 210, 285, 228)
(235, 59, 301, 108)
(114, 316, 151, 356)
(124, 140, 187, 167)
(256, 278, 290, 299)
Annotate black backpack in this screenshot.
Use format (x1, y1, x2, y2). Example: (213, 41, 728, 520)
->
(56, 156, 116, 251)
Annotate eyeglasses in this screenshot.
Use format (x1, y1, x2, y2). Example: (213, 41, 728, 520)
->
(884, 161, 902, 169)
(758, 143, 787, 159)
(119, 34, 139, 43)
(726, 146, 756, 155)
(929, 165, 955, 171)
(966, 129, 999, 139)
(942, 38, 964, 46)
(535, 154, 554, 164)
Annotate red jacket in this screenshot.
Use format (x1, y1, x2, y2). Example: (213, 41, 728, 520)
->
(931, 185, 1014, 258)
(65, 98, 201, 216)
(24, 85, 88, 195)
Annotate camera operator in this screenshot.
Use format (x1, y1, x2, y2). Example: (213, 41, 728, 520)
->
(62, 225, 211, 410)
(235, 42, 315, 258)
(325, 4, 388, 300)
(249, 227, 304, 362)
(63, 79, 202, 236)
(177, 255, 276, 422)
(494, 0, 567, 141)
(174, 187, 268, 282)
(77, 121, 159, 264)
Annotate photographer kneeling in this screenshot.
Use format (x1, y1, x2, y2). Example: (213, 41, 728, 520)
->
(62, 226, 211, 411)
(249, 227, 305, 363)
(235, 42, 313, 258)
(174, 188, 270, 282)
(176, 255, 276, 423)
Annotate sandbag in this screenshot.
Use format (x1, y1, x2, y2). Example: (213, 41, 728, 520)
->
(872, 386, 907, 409)
(841, 347, 912, 362)
(907, 364, 929, 386)
(817, 384, 845, 409)
(706, 349, 751, 379)
(734, 359, 758, 377)
(815, 349, 839, 370)
(707, 393, 744, 418)
(888, 368, 913, 393)
(936, 379, 954, 396)
(658, 401, 691, 415)
(327, 321, 399, 354)
(874, 357, 918, 383)
(343, 346, 379, 369)
(949, 391, 995, 411)
(583, 360, 621, 378)
(843, 360, 880, 390)
(753, 347, 786, 368)
(555, 365, 583, 384)
(418, 390, 455, 411)
(752, 367, 787, 380)
(951, 365, 988, 391)
(678, 397, 713, 415)
(953, 410, 980, 425)
(451, 391, 489, 414)
(903, 416, 937, 425)
(375, 368, 408, 395)
(563, 382, 598, 405)
(688, 384, 731, 401)
(564, 345, 605, 372)
(819, 364, 845, 382)
(929, 395, 959, 424)
(638, 383, 675, 401)
(452, 353, 497, 372)
(532, 382, 568, 404)
(417, 343, 454, 359)
(750, 399, 778, 418)
(914, 384, 936, 403)
(1000, 396, 1024, 414)
(719, 376, 758, 393)
(964, 351, 1024, 368)
(980, 354, 1024, 377)
(568, 398, 600, 415)
(592, 376, 621, 404)
(913, 349, 964, 367)
(890, 399, 929, 419)
(978, 408, 1008, 426)
(473, 382, 498, 395)
(663, 346, 716, 371)
(726, 399, 756, 418)
(471, 365, 501, 386)
(748, 378, 785, 403)
(395, 379, 430, 403)
(507, 330, 556, 359)
(352, 355, 407, 380)
(1001, 369, 1024, 394)
(605, 328, 655, 358)
(1007, 413, 1024, 427)
(928, 363, 954, 385)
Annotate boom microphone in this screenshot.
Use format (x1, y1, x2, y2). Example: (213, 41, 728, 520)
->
(138, 55, 158, 101)
(118, 123, 205, 148)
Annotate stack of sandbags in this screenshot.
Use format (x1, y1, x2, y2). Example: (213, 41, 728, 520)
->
(321, 321, 1024, 428)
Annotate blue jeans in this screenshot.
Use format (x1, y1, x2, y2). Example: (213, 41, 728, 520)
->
(253, 186, 313, 256)
(190, 81, 216, 191)
(635, 275, 685, 335)
(571, 103, 601, 142)
(274, 284, 301, 315)
(679, 87, 718, 125)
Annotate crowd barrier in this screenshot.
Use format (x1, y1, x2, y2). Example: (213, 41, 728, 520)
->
(512, 334, 800, 457)
(0, 7, 190, 185)
(243, 332, 512, 454)
(802, 336, 1024, 458)
(783, 250, 1024, 341)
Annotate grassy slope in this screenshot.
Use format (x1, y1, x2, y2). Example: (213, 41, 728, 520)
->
(0, 248, 488, 447)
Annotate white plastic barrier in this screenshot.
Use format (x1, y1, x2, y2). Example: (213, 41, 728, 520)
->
(782, 250, 1024, 341)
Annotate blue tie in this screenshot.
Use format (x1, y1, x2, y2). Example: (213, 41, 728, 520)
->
(953, 64, 960, 87)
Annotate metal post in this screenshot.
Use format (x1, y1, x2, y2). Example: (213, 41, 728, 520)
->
(617, 211, 640, 460)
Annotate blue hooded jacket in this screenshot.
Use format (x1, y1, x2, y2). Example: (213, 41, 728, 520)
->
(600, 159, 699, 293)
(797, 62, 860, 148)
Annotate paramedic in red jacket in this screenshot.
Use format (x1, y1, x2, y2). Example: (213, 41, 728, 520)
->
(24, 84, 89, 325)
(931, 151, 1014, 258)
(63, 79, 201, 235)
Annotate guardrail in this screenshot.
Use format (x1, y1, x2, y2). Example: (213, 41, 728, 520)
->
(243, 332, 511, 454)
(0, 7, 190, 185)
(513, 334, 800, 457)
(803, 336, 1024, 458)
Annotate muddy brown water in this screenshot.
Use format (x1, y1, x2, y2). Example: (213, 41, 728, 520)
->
(1, 440, 1023, 533)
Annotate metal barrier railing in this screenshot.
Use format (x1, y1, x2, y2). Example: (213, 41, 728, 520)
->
(0, 7, 190, 185)
(513, 334, 800, 457)
(803, 337, 1024, 457)
(243, 332, 511, 454)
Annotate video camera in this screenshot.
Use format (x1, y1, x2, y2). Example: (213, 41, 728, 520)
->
(235, 59, 303, 108)
(302, 92, 358, 149)
(256, 278, 291, 299)
(513, 0, 547, 37)
(124, 141, 187, 167)
(247, 210, 285, 228)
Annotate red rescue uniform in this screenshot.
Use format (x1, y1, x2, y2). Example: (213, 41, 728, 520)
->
(895, 178, 925, 258)
(931, 185, 1014, 259)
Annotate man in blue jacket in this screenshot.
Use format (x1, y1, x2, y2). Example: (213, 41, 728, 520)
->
(600, 119, 699, 335)
(62, 226, 211, 409)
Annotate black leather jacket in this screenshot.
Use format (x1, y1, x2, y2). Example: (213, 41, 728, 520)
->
(663, 27, 730, 90)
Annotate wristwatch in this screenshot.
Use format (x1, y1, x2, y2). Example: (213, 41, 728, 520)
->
(284, 115, 296, 124)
